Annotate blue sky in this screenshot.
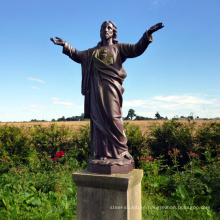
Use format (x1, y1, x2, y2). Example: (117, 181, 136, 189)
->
(1, 0, 220, 122)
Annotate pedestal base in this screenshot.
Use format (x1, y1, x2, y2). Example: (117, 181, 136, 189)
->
(87, 161, 134, 174)
(72, 169, 143, 220)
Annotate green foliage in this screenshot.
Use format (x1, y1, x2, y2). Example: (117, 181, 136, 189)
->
(0, 121, 220, 219)
(30, 123, 73, 156)
(146, 120, 195, 167)
(135, 115, 152, 120)
(72, 124, 91, 168)
(0, 125, 32, 166)
(195, 122, 220, 162)
(0, 165, 78, 219)
(155, 111, 162, 120)
(140, 144, 220, 218)
(126, 108, 136, 120)
(196, 122, 220, 147)
(124, 122, 148, 167)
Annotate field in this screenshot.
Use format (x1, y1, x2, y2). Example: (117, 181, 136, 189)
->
(0, 119, 217, 131)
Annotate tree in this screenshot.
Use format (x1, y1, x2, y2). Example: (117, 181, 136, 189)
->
(57, 116, 66, 121)
(155, 112, 161, 120)
(80, 113, 85, 121)
(135, 115, 152, 120)
(126, 109, 136, 120)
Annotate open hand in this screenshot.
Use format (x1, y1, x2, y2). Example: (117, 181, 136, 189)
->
(148, 23, 164, 35)
(50, 37, 65, 46)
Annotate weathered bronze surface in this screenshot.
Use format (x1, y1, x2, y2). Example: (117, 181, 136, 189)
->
(51, 22, 163, 173)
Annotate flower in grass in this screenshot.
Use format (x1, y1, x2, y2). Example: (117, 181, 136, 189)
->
(17, 168, 22, 170)
(60, 151, 65, 157)
(215, 145, 218, 149)
(202, 167, 206, 171)
(53, 157, 57, 162)
(48, 155, 51, 157)
(188, 152, 199, 158)
(55, 151, 66, 157)
(168, 150, 172, 155)
(148, 158, 153, 162)
(180, 155, 183, 158)
(3, 158, 8, 162)
(56, 152, 61, 157)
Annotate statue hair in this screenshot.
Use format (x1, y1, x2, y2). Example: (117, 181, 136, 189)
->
(97, 21, 119, 46)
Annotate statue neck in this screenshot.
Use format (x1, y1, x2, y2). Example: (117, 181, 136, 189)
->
(102, 38, 113, 47)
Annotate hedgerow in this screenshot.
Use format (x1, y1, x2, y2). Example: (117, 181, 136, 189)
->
(0, 121, 219, 219)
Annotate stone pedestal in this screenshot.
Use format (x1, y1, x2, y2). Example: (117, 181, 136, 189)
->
(72, 169, 143, 220)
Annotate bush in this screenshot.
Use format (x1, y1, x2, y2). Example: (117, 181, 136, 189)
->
(124, 122, 148, 167)
(30, 123, 74, 156)
(0, 125, 31, 166)
(72, 124, 91, 168)
(195, 122, 220, 161)
(146, 120, 195, 167)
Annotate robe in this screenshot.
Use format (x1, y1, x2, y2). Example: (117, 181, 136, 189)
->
(62, 31, 153, 159)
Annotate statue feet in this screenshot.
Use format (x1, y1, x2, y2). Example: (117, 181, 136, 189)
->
(123, 151, 133, 160)
(87, 152, 133, 166)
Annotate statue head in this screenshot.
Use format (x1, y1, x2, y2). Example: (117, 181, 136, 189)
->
(98, 21, 119, 46)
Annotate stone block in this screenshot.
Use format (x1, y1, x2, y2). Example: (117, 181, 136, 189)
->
(72, 169, 143, 220)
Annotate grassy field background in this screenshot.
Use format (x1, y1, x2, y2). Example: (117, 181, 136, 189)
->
(0, 119, 218, 131)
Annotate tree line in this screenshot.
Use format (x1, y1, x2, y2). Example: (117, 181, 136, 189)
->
(30, 109, 201, 122)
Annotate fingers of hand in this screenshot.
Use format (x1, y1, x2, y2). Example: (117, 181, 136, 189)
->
(156, 23, 164, 29)
(50, 38, 55, 43)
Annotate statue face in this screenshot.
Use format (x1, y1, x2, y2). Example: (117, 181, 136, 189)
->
(101, 21, 114, 41)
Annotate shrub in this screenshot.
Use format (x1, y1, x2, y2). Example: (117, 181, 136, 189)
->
(146, 120, 195, 167)
(72, 124, 91, 168)
(30, 123, 74, 157)
(0, 125, 31, 165)
(124, 122, 148, 167)
(195, 122, 220, 161)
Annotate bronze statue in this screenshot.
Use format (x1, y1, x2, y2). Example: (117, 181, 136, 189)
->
(51, 21, 163, 172)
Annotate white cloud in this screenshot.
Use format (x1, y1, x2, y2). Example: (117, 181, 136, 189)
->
(31, 86, 42, 89)
(153, 95, 216, 105)
(27, 78, 45, 84)
(123, 94, 220, 118)
(29, 104, 46, 108)
(123, 100, 149, 107)
(124, 95, 218, 109)
(52, 101, 74, 106)
(52, 98, 60, 101)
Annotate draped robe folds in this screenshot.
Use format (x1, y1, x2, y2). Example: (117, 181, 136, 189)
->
(62, 31, 153, 159)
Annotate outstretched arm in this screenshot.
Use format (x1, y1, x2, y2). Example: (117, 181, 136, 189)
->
(147, 23, 164, 36)
(50, 37, 81, 64)
(119, 22, 164, 61)
(50, 37, 65, 46)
